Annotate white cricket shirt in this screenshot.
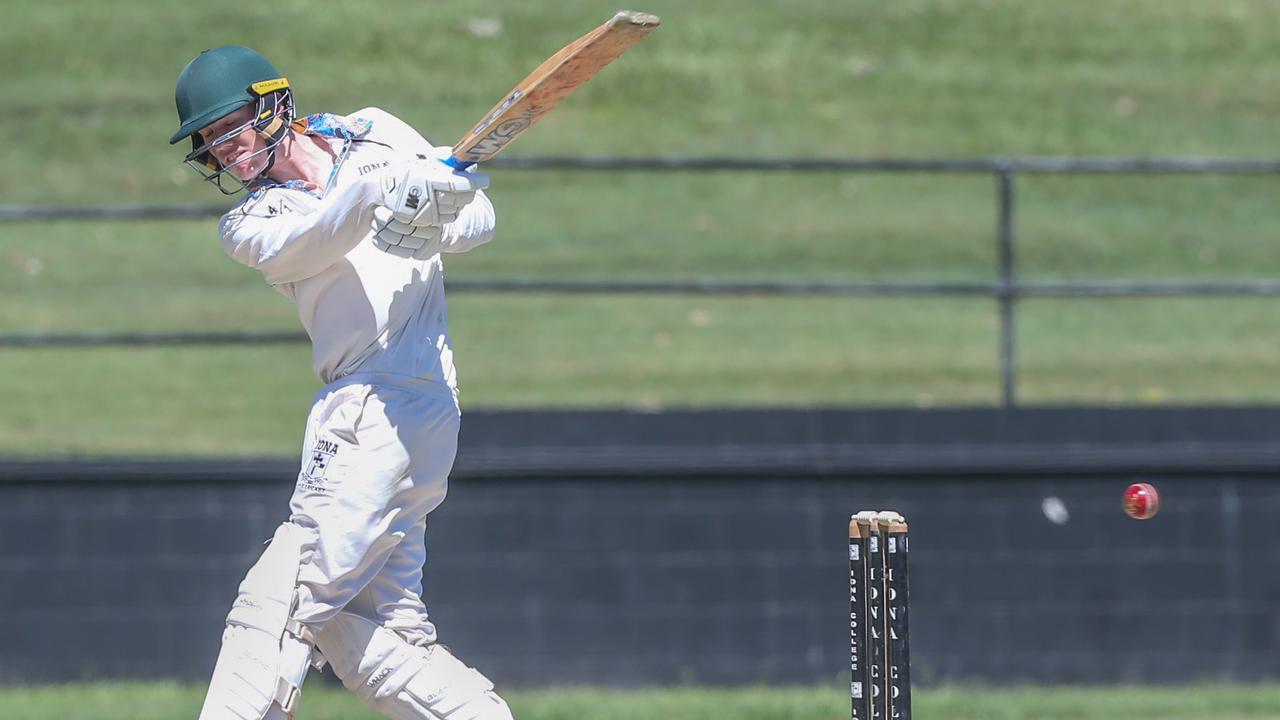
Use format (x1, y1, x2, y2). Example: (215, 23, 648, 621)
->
(217, 108, 495, 388)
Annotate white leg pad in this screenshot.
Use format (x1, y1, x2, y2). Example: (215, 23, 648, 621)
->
(315, 612, 514, 720)
(199, 522, 319, 720)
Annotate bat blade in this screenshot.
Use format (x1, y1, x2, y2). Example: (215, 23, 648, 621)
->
(446, 10, 661, 168)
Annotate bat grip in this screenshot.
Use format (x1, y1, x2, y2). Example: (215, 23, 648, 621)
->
(441, 155, 470, 171)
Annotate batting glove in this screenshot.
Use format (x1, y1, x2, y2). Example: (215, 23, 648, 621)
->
(371, 206, 445, 259)
(380, 153, 489, 228)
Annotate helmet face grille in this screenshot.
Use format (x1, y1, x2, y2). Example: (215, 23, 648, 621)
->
(181, 87, 296, 195)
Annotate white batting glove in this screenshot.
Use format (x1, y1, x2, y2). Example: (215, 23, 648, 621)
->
(380, 153, 489, 228)
(371, 206, 444, 259)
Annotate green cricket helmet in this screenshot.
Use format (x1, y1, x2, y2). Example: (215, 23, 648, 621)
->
(170, 45, 296, 193)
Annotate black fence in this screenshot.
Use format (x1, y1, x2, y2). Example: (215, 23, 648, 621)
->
(5, 156, 1280, 406)
(3, 407, 1280, 686)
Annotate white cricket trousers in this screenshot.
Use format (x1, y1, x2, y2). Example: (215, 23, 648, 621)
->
(288, 374, 460, 646)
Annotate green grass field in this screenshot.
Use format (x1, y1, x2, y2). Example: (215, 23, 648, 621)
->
(6, 683, 1280, 720)
(4, 1, 1280, 455)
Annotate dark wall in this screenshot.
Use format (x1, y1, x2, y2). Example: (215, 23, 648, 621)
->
(3, 408, 1280, 687)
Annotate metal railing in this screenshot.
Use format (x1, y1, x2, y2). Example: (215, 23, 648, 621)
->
(5, 155, 1280, 406)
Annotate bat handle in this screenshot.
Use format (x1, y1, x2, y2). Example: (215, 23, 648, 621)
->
(441, 155, 470, 171)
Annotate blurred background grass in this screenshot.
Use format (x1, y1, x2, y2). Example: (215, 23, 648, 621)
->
(4, 0, 1280, 456)
(7, 683, 1280, 720)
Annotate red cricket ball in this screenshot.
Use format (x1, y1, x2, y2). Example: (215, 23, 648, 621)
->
(1123, 482, 1160, 520)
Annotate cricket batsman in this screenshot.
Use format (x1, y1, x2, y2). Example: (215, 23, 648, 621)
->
(169, 45, 513, 720)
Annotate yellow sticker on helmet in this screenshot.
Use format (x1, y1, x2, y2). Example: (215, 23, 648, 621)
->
(250, 78, 290, 95)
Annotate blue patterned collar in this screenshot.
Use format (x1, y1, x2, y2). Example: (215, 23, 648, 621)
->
(246, 112, 372, 197)
(296, 112, 373, 142)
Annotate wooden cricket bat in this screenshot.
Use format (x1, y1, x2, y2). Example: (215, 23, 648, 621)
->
(442, 10, 661, 169)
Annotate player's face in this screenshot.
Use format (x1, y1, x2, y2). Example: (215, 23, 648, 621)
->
(198, 105, 270, 181)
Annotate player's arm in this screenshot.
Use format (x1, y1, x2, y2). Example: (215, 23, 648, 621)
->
(220, 152, 487, 279)
(219, 175, 384, 284)
(439, 188, 495, 253)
